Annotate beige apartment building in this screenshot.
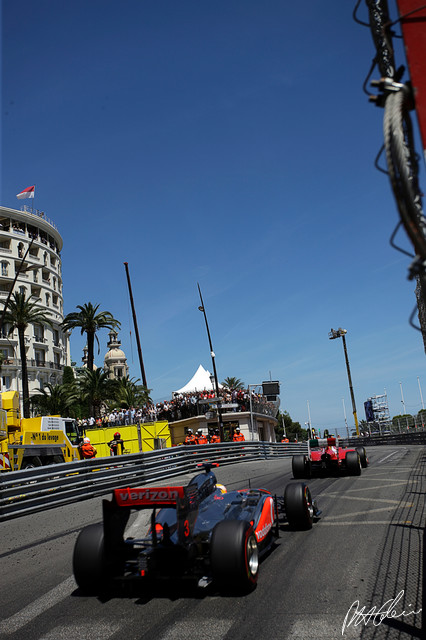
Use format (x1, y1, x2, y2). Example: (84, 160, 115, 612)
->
(0, 204, 70, 412)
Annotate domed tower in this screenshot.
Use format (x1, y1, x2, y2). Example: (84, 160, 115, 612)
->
(81, 345, 97, 370)
(104, 330, 129, 380)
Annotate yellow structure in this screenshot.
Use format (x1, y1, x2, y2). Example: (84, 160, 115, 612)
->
(0, 391, 173, 470)
(85, 421, 171, 457)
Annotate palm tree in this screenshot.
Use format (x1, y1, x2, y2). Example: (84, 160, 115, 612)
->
(221, 376, 245, 391)
(30, 382, 80, 417)
(62, 303, 121, 372)
(3, 292, 54, 417)
(78, 368, 118, 419)
(114, 377, 152, 408)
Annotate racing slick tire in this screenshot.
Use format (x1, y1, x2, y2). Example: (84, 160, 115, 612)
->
(73, 523, 109, 595)
(284, 482, 314, 530)
(346, 450, 362, 476)
(292, 455, 311, 479)
(356, 446, 368, 468)
(211, 519, 259, 592)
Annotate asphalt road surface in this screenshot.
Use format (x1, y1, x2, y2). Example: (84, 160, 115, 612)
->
(0, 445, 424, 640)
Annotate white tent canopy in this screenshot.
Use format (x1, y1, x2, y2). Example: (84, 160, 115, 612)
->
(173, 364, 222, 395)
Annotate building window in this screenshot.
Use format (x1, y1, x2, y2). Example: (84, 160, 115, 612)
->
(2, 376, 11, 390)
(17, 242, 24, 258)
(34, 349, 45, 366)
(34, 324, 44, 342)
(45, 293, 50, 306)
(1, 261, 8, 277)
(19, 286, 26, 296)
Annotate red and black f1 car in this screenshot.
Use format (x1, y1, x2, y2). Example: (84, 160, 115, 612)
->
(73, 463, 320, 595)
(292, 437, 368, 479)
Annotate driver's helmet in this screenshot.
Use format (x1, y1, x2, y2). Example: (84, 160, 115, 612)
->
(216, 483, 227, 494)
(235, 427, 240, 432)
(197, 429, 203, 435)
(83, 437, 90, 444)
(215, 429, 220, 434)
(187, 429, 193, 434)
(114, 432, 121, 439)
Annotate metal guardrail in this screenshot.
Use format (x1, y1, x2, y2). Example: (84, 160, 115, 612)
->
(343, 430, 426, 447)
(0, 441, 307, 522)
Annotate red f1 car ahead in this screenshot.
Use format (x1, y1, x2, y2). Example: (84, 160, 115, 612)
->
(292, 437, 368, 479)
(73, 463, 320, 595)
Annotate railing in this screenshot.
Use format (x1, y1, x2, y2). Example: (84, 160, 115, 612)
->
(0, 441, 307, 522)
(162, 396, 279, 422)
(1, 358, 64, 370)
(342, 430, 426, 447)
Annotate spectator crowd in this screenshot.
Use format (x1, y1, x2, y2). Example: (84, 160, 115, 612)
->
(77, 388, 278, 428)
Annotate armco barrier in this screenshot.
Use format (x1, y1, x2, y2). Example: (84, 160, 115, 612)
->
(343, 430, 426, 447)
(0, 441, 307, 522)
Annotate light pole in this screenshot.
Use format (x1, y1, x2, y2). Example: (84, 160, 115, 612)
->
(124, 262, 147, 388)
(197, 284, 224, 441)
(329, 327, 359, 436)
(399, 381, 406, 414)
(418, 376, 425, 410)
(307, 400, 312, 436)
(248, 383, 262, 441)
(342, 397, 349, 438)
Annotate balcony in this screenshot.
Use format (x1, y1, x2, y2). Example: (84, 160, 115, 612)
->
(1, 358, 16, 366)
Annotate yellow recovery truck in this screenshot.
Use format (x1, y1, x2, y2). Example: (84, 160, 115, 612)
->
(0, 391, 173, 471)
(0, 391, 83, 471)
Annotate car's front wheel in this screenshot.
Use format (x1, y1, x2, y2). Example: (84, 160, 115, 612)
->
(211, 520, 259, 592)
(284, 482, 314, 530)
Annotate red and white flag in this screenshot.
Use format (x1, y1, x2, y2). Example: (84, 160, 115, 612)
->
(16, 186, 35, 199)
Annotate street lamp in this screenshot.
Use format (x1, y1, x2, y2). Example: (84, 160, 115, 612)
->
(248, 383, 262, 441)
(197, 283, 224, 440)
(329, 327, 360, 436)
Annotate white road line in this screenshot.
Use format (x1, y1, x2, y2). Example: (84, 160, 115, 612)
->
(0, 576, 76, 635)
(40, 622, 120, 640)
(335, 481, 417, 493)
(322, 494, 412, 505)
(325, 506, 399, 520)
(320, 520, 410, 526)
(159, 618, 234, 640)
(377, 451, 404, 463)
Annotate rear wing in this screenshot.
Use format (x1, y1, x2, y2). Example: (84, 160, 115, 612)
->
(114, 486, 185, 509)
(107, 484, 200, 546)
(308, 437, 338, 453)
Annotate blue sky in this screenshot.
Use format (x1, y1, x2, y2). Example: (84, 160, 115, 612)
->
(2, 0, 426, 432)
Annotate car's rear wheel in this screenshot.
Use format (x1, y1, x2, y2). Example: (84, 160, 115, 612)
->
(292, 455, 311, 479)
(346, 450, 362, 476)
(356, 446, 368, 468)
(211, 520, 259, 592)
(284, 482, 314, 530)
(73, 523, 109, 594)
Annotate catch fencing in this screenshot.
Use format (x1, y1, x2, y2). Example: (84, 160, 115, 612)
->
(0, 441, 306, 522)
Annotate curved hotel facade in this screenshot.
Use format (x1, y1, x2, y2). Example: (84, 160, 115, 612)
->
(0, 204, 70, 410)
